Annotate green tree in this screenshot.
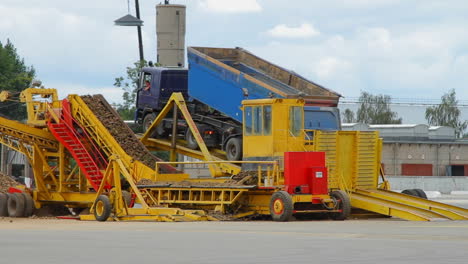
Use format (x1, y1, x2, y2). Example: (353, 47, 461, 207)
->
(113, 60, 148, 120)
(0, 39, 35, 120)
(425, 89, 467, 138)
(356, 91, 402, 124)
(342, 108, 355, 123)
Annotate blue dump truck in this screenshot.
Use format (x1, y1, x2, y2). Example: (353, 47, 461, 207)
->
(136, 47, 342, 160)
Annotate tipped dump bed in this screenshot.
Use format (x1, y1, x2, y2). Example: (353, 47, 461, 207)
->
(187, 47, 341, 121)
(188, 47, 341, 99)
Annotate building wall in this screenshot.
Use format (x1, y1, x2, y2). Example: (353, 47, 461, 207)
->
(382, 142, 468, 176)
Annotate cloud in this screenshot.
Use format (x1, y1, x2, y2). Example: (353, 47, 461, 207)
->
(248, 21, 468, 101)
(313, 57, 352, 79)
(267, 23, 320, 38)
(198, 0, 262, 13)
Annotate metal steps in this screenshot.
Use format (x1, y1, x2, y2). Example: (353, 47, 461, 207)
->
(351, 188, 468, 221)
(47, 99, 109, 191)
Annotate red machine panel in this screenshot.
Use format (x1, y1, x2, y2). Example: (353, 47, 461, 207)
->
(284, 152, 327, 195)
(308, 167, 328, 195)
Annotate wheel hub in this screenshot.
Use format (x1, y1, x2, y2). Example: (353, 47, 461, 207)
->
(273, 198, 284, 215)
(96, 201, 104, 216)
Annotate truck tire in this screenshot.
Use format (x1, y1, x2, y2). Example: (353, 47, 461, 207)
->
(143, 113, 156, 132)
(94, 195, 112, 222)
(329, 190, 351, 221)
(22, 193, 35, 217)
(402, 189, 419, 197)
(185, 129, 198, 149)
(270, 191, 293, 222)
(413, 189, 427, 199)
(0, 193, 8, 217)
(225, 137, 242, 161)
(8, 193, 26, 217)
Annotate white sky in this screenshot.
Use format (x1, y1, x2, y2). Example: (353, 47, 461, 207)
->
(1, 0, 468, 123)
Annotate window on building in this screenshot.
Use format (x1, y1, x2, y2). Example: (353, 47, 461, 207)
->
(401, 164, 433, 176)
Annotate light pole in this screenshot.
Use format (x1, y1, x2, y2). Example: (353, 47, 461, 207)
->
(114, 0, 144, 62)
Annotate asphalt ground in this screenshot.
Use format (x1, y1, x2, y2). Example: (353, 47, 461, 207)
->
(0, 194, 467, 264)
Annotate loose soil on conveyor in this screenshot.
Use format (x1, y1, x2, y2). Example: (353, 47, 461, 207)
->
(0, 172, 21, 193)
(80, 95, 176, 173)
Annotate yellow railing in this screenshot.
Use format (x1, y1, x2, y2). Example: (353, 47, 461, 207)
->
(155, 160, 282, 188)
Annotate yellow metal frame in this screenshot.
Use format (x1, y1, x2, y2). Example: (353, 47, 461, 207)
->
(84, 156, 212, 221)
(19, 88, 60, 127)
(140, 92, 241, 177)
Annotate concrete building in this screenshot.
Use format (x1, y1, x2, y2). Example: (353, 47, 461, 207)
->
(343, 123, 468, 176)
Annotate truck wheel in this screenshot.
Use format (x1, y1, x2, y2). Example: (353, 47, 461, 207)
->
(8, 193, 26, 217)
(185, 129, 198, 149)
(329, 190, 351, 220)
(94, 195, 112, 222)
(226, 137, 242, 161)
(143, 113, 156, 132)
(402, 189, 419, 197)
(270, 191, 293, 222)
(0, 193, 8, 217)
(412, 189, 427, 199)
(22, 193, 35, 217)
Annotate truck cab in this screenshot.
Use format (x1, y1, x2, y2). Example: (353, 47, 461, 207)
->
(135, 67, 188, 128)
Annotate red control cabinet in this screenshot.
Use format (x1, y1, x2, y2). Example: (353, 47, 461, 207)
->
(284, 152, 328, 195)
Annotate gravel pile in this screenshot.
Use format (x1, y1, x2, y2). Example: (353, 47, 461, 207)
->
(0, 172, 21, 193)
(80, 95, 177, 173)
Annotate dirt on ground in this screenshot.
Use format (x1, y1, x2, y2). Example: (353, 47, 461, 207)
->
(0, 172, 21, 193)
(80, 95, 176, 173)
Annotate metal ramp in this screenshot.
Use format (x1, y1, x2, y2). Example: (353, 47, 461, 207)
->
(351, 189, 468, 221)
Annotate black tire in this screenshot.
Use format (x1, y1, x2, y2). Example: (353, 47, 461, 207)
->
(122, 191, 132, 207)
(402, 189, 419, 197)
(22, 193, 35, 217)
(0, 193, 8, 217)
(270, 191, 294, 222)
(8, 193, 25, 217)
(225, 137, 242, 161)
(329, 190, 351, 220)
(185, 129, 199, 150)
(94, 195, 112, 222)
(412, 189, 427, 199)
(143, 113, 158, 136)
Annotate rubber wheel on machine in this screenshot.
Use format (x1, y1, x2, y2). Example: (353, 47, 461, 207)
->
(0, 193, 9, 217)
(8, 193, 26, 217)
(121, 191, 132, 207)
(401, 189, 419, 197)
(225, 137, 242, 161)
(185, 129, 199, 150)
(270, 191, 294, 222)
(329, 190, 351, 221)
(22, 193, 35, 217)
(412, 189, 427, 199)
(94, 195, 112, 222)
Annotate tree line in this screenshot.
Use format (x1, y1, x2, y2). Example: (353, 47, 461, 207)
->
(342, 90, 467, 138)
(0, 39, 35, 120)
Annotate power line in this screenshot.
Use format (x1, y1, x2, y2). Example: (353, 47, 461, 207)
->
(340, 101, 468, 107)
